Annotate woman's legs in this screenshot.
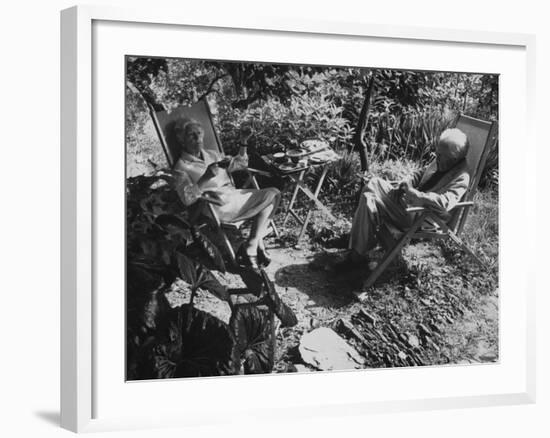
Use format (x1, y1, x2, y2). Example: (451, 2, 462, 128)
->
(244, 202, 274, 256)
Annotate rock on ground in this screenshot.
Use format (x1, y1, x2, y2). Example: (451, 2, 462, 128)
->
(299, 327, 365, 371)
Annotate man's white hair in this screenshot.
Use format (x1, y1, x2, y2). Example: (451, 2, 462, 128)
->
(438, 128, 469, 160)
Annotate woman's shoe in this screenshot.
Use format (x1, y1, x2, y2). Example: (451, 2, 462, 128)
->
(257, 247, 271, 268)
(236, 245, 259, 268)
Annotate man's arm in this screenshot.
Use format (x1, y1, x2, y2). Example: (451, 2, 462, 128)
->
(403, 171, 470, 214)
(403, 166, 425, 189)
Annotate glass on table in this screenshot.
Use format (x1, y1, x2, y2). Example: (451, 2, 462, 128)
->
(238, 145, 248, 158)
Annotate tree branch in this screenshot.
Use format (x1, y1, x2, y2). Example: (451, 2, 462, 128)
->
(198, 74, 229, 102)
(351, 73, 376, 172)
(231, 90, 262, 110)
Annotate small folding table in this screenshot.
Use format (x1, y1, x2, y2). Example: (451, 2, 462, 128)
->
(262, 150, 340, 241)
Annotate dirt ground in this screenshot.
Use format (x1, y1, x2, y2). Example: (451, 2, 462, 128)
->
(167, 235, 499, 371)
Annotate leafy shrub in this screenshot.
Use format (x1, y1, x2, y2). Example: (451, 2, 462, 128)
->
(369, 158, 420, 182)
(217, 71, 354, 156)
(307, 212, 351, 248)
(126, 58, 498, 181)
(230, 305, 275, 374)
(126, 174, 298, 379)
(131, 304, 238, 379)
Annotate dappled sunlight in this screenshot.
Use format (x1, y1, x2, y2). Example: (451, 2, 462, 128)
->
(125, 56, 499, 378)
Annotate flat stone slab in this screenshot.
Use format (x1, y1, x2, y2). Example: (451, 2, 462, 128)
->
(299, 327, 365, 371)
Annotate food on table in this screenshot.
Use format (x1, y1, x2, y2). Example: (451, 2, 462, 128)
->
(279, 163, 297, 171)
(300, 139, 329, 153)
(309, 149, 339, 163)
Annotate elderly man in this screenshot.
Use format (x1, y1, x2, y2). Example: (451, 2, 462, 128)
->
(173, 118, 280, 268)
(339, 128, 470, 270)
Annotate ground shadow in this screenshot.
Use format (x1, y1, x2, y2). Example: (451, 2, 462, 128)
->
(272, 252, 361, 309)
(34, 411, 59, 427)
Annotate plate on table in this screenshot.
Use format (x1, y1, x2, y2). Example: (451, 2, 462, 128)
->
(278, 163, 298, 172)
(310, 150, 338, 163)
(301, 139, 329, 153)
(309, 155, 327, 164)
(272, 152, 286, 163)
(286, 149, 305, 159)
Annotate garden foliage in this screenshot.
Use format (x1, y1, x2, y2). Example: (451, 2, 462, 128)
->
(127, 57, 498, 185)
(125, 57, 499, 377)
(126, 172, 297, 379)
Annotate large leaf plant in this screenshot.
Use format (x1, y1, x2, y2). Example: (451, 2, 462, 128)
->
(126, 172, 297, 379)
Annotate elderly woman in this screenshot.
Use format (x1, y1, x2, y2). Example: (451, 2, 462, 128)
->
(172, 118, 280, 267)
(338, 128, 471, 271)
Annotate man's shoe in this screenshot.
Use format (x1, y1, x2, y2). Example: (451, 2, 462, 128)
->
(332, 256, 363, 274)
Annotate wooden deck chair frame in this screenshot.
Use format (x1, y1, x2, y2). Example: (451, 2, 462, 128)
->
(147, 99, 278, 266)
(363, 113, 498, 289)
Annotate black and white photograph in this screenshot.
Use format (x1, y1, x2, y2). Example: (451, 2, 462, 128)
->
(125, 56, 499, 380)
(5, 0, 550, 435)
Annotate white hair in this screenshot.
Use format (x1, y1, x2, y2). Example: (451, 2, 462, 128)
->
(438, 128, 469, 160)
(173, 118, 203, 136)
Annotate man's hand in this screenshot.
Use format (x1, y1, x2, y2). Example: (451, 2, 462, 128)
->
(398, 181, 411, 193)
(357, 171, 373, 184)
(400, 182, 425, 206)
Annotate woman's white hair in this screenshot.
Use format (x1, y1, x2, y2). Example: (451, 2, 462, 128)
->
(173, 118, 203, 137)
(438, 128, 470, 160)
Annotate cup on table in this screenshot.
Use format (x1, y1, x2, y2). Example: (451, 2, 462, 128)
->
(273, 152, 286, 163)
(286, 149, 303, 164)
(238, 146, 248, 157)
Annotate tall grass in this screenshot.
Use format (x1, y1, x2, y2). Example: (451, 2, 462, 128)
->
(363, 107, 455, 165)
(461, 189, 499, 267)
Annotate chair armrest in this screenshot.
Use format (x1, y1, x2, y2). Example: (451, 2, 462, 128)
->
(452, 201, 474, 209)
(245, 167, 272, 177)
(407, 201, 473, 214)
(406, 206, 427, 213)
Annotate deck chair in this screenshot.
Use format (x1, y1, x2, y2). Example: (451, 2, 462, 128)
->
(362, 114, 498, 289)
(147, 99, 277, 266)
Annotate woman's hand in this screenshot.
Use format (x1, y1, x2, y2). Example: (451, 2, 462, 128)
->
(200, 190, 224, 206)
(198, 163, 222, 185)
(216, 157, 232, 169)
(197, 163, 221, 190)
(228, 154, 248, 173)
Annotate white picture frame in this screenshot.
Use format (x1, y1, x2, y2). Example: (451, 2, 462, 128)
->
(60, 4, 536, 433)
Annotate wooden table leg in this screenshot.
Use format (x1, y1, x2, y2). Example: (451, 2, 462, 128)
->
(297, 166, 330, 241)
(248, 173, 280, 238)
(282, 170, 305, 227)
